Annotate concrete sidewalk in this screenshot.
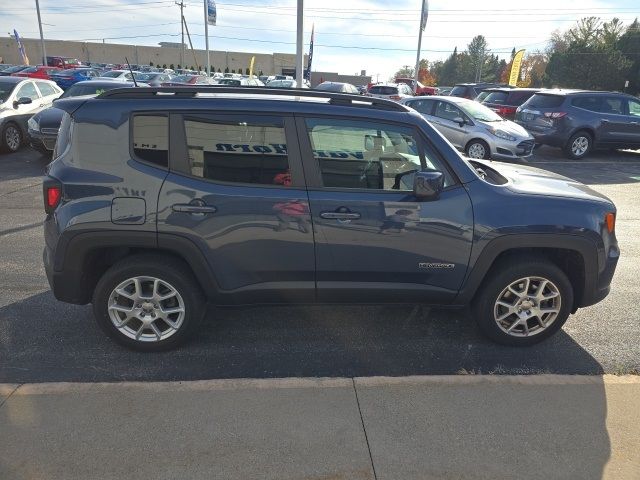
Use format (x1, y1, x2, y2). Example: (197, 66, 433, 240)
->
(1, 375, 639, 480)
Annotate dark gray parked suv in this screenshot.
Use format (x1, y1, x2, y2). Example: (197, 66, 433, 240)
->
(43, 86, 619, 351)
(515, 90, 640, 159)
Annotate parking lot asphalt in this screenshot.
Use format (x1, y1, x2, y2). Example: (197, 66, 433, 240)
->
(1, 146, 639, 383)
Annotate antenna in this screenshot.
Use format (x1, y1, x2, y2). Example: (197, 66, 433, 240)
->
(125, 56, 138, 87)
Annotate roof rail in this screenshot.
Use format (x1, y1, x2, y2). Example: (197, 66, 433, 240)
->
(97, 86, 409, 112)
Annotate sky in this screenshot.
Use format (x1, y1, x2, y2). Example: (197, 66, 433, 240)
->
(2, 0, 639, 80)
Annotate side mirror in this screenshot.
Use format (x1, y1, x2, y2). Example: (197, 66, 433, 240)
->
(453, 116, 466, 127)
(13, 97, 32, 108)
(413, 171, 445, 200)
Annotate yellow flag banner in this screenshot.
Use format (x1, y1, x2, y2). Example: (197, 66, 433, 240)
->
(508, 49, 525, 86)
(249, 56, 255, 77)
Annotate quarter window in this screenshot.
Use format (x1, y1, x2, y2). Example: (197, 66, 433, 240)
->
(183, 117, 291, 186)
(132, 115, 168, 167)
(305, 118, 451, 191)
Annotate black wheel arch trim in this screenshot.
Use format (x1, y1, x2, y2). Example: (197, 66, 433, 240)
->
(454, 233, 602, 308)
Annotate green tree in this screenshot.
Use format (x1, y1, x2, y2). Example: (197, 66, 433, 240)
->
(619, 18, 640, 94)
(437, 47, 459, 85)
(467, 35, 489, 82)
(218, 68, 222, 73)
(162, 64, 167, 69)
(169, 63, 174, 70)
(224, 67, 229, 73)
(177, 64, 181, 69)
(149, 61, 154, 66)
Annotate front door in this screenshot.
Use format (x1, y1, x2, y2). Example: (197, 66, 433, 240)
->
(430, 100, 469, 148)
(297, 116, 474, 303)
(156, 112, 315, 304)
(12, 81, 42, 130)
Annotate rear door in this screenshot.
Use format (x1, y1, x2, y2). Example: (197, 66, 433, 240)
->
(156, 112, 315, 303)
(297, 116, 473, 303)
(34, 81, 61, 107)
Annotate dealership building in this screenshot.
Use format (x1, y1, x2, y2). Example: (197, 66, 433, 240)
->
(0, 37, 371, 86)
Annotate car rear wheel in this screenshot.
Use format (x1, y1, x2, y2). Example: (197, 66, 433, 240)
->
(465, 139, 490, 159)
(564, 131, 592, 159)
(92, 255, 205, 351)
(1, 123, 22, 153)
(472, 258, 573, 346)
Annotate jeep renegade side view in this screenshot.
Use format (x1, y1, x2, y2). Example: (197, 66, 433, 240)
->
(43, 87, 619, 351)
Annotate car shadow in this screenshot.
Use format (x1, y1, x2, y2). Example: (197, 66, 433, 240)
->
(0, 291, 606, 383)
(0, 148, 49, 184)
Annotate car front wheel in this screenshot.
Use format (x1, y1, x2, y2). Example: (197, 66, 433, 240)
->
(472, 258, 574, 346)
(92, 255, 205, 351)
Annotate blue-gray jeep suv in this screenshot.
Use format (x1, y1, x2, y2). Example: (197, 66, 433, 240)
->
(42, 86, 619, 351)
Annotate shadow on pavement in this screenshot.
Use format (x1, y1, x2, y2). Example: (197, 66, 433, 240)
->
(1, 291, 606, 383)
(0, 149, 49, 184)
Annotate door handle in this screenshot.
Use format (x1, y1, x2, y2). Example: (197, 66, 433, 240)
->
(320, 211, 361, 220)
(172, 199, 217, 214)
(601, 119, 610, 123)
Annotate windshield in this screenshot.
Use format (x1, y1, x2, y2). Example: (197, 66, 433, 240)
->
(100, 71, 123, 78)
(172, 75, 194, 83)
(133, 73, 154, 81)
(0, 83, 17, 103)
(268, 80, 295, 88)
(217, 78, 241, 86)
(61, 83, 123, 98)
(460, 100, 502, 122)
(369, 86, 398, 95)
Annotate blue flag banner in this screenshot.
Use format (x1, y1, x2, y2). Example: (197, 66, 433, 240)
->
(14, 30, 29, 65)
(207, 0, 217, 26)
(421, 0, 429, 31)
(305, 25, 314, 81)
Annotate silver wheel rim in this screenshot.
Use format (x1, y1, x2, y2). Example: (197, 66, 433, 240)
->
(5, 126, 20, 151)
(107, 276, 185, 342)
(493, 276, 561, 337)
(468, 142, 486, 159)
(571, 136, 589, 156)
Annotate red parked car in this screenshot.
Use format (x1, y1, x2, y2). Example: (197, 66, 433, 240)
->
(480, 87, 540, 121)
(161, 74, 213, 86)
(12, 66, 62, 80)
(46, 56, 83, 69)
(395, 77, 437, 96)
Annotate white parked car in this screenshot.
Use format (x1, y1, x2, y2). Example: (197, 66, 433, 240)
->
(401, 95, 535, 160)
(367, 83, 414, 102)
(0, 77, 62, 153)
(97, 70, 140, 81)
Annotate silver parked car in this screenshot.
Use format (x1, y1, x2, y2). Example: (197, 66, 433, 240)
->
(401, 95, 535, 160)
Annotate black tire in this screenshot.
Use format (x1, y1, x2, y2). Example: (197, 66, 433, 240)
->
(465, 139, 491, 159)
(564, 131, 592, 160)
(472, 257, 574, 346)
(92, 254, 206, 351)
(1, 122, 23, 153)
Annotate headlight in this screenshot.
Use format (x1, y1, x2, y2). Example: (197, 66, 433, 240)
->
(28, 116, 40, 132)
(489, 128, 516, 142)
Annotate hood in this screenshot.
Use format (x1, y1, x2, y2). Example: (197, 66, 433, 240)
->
(473, 159, 613, 205)
(476, 118, 531, 138)
(33, 106, 64, 129)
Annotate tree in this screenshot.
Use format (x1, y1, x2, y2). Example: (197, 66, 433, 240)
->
(149, 61, 154, 66)
(224, 67, 229, 73)
(437, 47, 459, 86)
(619, 18, 640, 94)
(218, 68, 222, 73)
(190, 65, 194, 71)
(162, 64, 167, 69)
(177, 64, 181, 70)
(169, 63, 174, 70)
(467, 35, 489, 82)
(231, 69, 235, 73)
(391, 65, 414, 81)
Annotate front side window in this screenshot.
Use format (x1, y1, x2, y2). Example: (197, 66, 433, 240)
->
(132, 115, 168, 167)
(435, 101, 464, 121)
(628, 99, 640, 117)
(183, 116, 291, 186)
(305, 118, 451, 191)
(16, 82, 40, 101)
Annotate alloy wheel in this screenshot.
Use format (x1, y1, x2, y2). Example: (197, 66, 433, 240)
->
(107, 276, 185, 342)
(571, 136, 589, 157)
(5, 125, 21, 152)
(493, 276, 561, 337)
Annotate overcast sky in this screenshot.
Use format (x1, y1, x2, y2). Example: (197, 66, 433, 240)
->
(3, 0, 639, 79)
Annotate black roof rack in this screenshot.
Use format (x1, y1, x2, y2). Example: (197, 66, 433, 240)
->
(98, 86, 409, 112)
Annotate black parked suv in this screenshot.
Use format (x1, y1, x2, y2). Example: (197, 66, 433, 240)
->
(515, 89, 640, 159)
(450, 83, 498, 100)
(43, 87, 619, 351)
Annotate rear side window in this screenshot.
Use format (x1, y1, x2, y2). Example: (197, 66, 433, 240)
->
(450, 86, 467, 96)
(406, 99, 434, 114)
(182, 116, 291, 186)
(571, 96, 602, 112)
(483, 92, 508, 104)
(369, 86, 398, 95)
(132, 115, 168, 167)
(36, 81, 58, 97)
(526, 94, 564, 109)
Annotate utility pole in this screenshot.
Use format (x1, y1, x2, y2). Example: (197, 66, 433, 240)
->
(414, 0, 428, 91)
(35, 0, 47, 65)
(176, 1, 185, 68)
(295, 0, 303, 87)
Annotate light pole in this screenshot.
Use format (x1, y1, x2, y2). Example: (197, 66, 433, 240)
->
(35, 0, 47, 65)
(295, 0, 303, 87)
